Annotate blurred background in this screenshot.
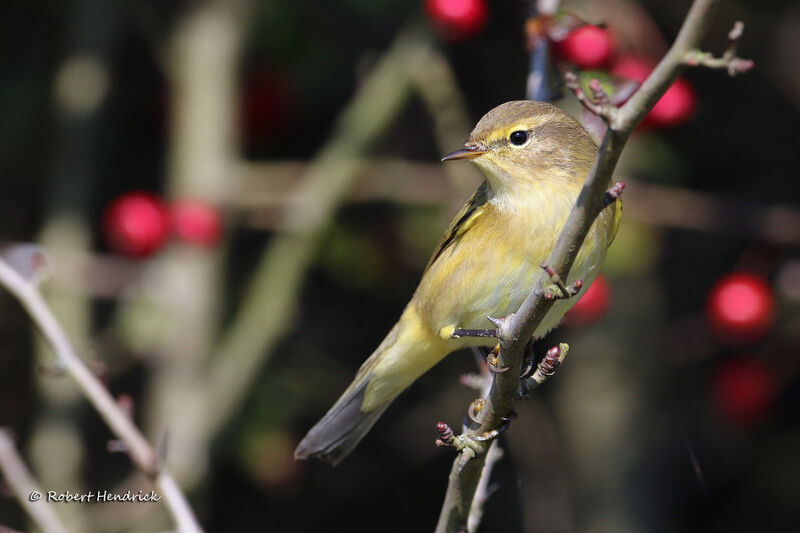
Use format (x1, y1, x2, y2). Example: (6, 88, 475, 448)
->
(1, 0, 799, 531)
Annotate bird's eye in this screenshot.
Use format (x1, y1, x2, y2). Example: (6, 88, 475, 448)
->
(509, 130, 529, 146)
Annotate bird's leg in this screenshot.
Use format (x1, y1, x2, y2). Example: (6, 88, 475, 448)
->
(540, 263, 583, 300)
(451, 328, 498, 338)
(450, 315, 508, 340)
(450, 317, 511, 373)
(603, 181, 626, 208)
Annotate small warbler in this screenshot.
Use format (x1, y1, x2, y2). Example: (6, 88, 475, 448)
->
(295, 100, 621, 465)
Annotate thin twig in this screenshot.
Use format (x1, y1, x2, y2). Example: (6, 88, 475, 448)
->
(143, 0, 246, 486)
(0, 429, 68, 533)
(409, 46, 480, 199)
(466, 442, 503, 533)
(0, 260, 203, 533)
(435, 0, 748, 530)
(519, 344, 570, 399)
(465, 364, 503, 533)
(563, 72, 618, 123)
(235, 160, 800, 246)
(686, 21, 753, 76)
(203, 25, 433, 442)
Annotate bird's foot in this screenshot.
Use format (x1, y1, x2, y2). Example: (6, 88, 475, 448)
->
(467, 398, 485, 424)
(540, 263, 583, 300)
(482, 344, 509, 373)
(519, 343, 569, 399)
(451, 317, 512, 372)
(470, 411, 518, 442)
(603, 181, 626, 208)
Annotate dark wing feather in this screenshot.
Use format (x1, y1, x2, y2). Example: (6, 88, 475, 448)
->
(423, 181, 489, 272)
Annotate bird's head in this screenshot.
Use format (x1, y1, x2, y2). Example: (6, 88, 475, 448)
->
(442, 101, 597, 192)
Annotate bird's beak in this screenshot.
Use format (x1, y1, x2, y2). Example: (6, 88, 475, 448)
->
(441, 144, 487, 162)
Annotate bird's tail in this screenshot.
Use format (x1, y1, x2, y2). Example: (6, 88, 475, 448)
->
(293, 375, 391, 466)
(295, 307, 442, 465)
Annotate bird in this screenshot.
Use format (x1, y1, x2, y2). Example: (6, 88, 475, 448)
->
(294, 100, 621, 465)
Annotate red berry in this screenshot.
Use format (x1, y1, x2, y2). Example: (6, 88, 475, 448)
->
(555, 25, 614, 70)
(707, 273, 774, 343)
(643, 77, 696, 128)
(713, 357, 774, 426)
(610, 56, 653, 83)
(563, 274, 610, 326)
(102, 192, 169, 258)
(169, 200, 222, 247)
(611, 56, 696, 128)
(425, 0, 487, 42)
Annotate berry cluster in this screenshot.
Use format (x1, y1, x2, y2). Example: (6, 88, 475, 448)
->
(554, 24, 696, 128)
(422, 3, 697, 128)
(706, 272, 776, 427)
(102, 192, 222, 259)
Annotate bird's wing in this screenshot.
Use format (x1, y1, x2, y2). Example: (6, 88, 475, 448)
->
(607, 197, 623, 245)
(423, 181, 489, 273)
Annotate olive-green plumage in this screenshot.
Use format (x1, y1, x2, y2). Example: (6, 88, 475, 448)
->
(295, 101, 621, 465)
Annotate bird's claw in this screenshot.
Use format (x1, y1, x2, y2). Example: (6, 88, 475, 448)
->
(520, 340, 536, 378)
(485, 344, 509, 373)
(467, 398, 485, 424)
(470, 411, 518, 442)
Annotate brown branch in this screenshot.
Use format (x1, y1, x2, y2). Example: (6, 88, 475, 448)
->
(235, 160, 800, 246)
(0, 260, 203, 533)
(202, 25, 433, 445)
(435, 0, 748, 531)
(0, 429, 68, 533)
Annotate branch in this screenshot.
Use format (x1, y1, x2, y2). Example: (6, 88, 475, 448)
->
(408, 47, 479, 199)
(202, 25, 433, 441)
(0, 260, 203, 533)
(143, 0, 246, 486)
(435, 0, 747, 530)
(0, 429, 68, 533)
(686, 21, 754, 76)
(235, 160, 800, 246)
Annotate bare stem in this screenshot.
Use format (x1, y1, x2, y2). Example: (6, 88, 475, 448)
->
(686, 21, 754, 76)
(434, 0, 747, 530)
(0, 260, 203, 533)
(0, 429, 68, 533)
(203, 26, 432, 440)
(236, 160, 800, 246)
